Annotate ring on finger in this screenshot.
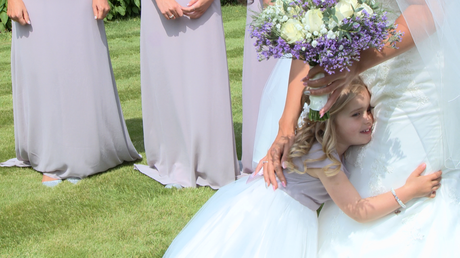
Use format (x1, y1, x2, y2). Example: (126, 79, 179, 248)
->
(169, 14, 175, 18)
(262, 161, 268, 164)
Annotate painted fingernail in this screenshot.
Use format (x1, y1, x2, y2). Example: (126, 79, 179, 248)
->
(273, 185, 276, 191)
(304, 90, 311, 95)
(282, 161, 286, 169)
(27, 20, 31, 24)
(265, 182, 268, 188)
(282, 181, 286, 188)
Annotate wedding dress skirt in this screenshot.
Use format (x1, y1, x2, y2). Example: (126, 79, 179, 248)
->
(163, 177, 318, 258)
(317, 46, 460, 257)
(252, 58, 291, 169)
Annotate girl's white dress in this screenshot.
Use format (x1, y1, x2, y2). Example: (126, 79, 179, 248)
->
(253, 1, 460, 257)
(164, 144, 345, 258)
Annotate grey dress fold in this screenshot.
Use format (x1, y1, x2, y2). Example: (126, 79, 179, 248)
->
(135, 0, 238, 189)
(4, 0, 141, 179)
(241, 0, 277, 174)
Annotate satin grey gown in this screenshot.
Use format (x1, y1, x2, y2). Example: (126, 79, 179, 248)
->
(135, 0, 238, 189)
(241, 0, 277, 174)
(2, 0, 141, 179)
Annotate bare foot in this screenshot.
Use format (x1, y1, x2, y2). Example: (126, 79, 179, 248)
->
(42, 174, 58, 182)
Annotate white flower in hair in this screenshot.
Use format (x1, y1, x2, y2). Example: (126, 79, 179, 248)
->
(297, 102, 310, 128)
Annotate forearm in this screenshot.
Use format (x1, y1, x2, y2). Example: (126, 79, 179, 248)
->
(357, 15, 415, 74)
(278, 59, 309, 135)
(345, 186, 413, 223)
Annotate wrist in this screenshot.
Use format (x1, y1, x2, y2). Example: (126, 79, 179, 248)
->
(395, 185, 414, 204)
(278, 118, 296, 136)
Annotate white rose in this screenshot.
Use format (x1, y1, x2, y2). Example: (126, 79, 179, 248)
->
(280, 19, 305, 44)
(334, 0, 355, 21)
(356, 3, 374, 17)
(304, 9, 324, 33)
(342, 0, 359, 9)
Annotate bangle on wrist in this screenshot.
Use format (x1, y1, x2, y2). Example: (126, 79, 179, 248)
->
(391, 188, 406, 209)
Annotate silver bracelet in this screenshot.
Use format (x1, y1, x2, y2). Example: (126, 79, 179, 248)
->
(391, 188, 406, 209)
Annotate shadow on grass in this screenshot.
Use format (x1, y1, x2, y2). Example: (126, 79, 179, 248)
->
(125, 118, 144, 153)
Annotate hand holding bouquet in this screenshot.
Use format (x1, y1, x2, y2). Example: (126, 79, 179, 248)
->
(250, 0, 403, 121)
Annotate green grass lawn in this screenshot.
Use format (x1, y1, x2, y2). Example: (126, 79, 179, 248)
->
(0, 5, 247, 257)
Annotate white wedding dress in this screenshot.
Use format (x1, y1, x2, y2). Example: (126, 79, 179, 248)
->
(252, 58, 292, 169)
(317, 1, 460, 257)
(253, 1, 460, 257)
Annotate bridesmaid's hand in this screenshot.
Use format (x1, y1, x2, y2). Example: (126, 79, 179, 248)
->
(7, 0, 30, 25)
(93, 0, 111, 20)
(263, 0, 274, 7)
(302, 63, 361, 117)
(254, 131, 295, 190)
(156, 0, 184, 20)
(181, 0, 214, 19)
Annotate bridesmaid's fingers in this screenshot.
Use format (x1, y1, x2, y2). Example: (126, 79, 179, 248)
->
(22, 9, 30, 25)
(92, 0, 111, 19)
(187, 0, 198, 7)
(7, 1, 30, 25)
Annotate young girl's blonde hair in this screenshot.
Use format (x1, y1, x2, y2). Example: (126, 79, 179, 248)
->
(286, 77, 369, 177)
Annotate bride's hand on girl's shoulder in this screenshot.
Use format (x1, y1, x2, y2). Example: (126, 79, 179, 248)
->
(255, 131, 295, 190)
(92, 0, 111, 20)
(403, 163, 442, 199)
(181, 0, 214, 19)
(7, 0, 30, 25)
(156, 0, 184, 20)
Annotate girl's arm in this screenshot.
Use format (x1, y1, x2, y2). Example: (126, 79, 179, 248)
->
(315, 163, 442, 223)
(256, 59, 308, 189)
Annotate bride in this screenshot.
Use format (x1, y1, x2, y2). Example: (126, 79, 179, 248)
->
(253, 0, 460, 256)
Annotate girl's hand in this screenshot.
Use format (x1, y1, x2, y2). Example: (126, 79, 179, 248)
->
(403, 163, 442, 199)
(7, 0, 30, 25)
(93, 0, 111, 20)
(156, 0, 184, 20)
(181, 0, 213, 19)
(302, 62, 361, 117)
(254, 130, 295, 190)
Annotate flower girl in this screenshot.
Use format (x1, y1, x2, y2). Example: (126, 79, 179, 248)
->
(162, 78, 442, 258)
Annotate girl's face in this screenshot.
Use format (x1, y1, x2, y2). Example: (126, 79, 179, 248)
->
(334, 90, 373, 154)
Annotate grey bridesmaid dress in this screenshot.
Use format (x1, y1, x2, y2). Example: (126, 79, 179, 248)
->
(241, 0, 277, 174)
(2, 0, 141, 179)
(135, 0, 239, 189)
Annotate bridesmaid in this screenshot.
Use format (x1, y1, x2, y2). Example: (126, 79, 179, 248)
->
(241, 0, 277, 174)
(3, 0, 141, 186)
(135, 0, 239, 188)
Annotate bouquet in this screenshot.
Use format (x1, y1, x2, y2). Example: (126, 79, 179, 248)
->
(249, 0, 403, 121)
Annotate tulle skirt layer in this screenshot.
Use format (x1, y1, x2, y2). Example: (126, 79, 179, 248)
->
(164, 177, 318, 258)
